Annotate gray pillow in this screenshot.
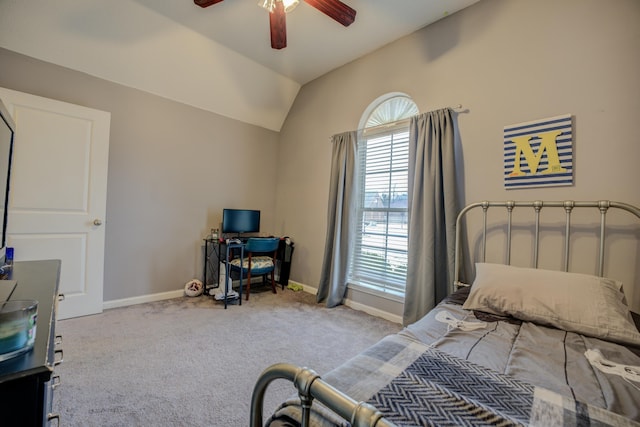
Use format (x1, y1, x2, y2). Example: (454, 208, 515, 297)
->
(463, 263, 640, 346)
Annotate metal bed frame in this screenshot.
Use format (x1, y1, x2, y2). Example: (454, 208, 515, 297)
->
(453, 200, 640, 292)
(250, 200, 640, 427)
(250, 363, 395, 427)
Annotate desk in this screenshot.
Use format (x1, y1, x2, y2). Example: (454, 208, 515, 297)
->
(203, 237, 295, 303)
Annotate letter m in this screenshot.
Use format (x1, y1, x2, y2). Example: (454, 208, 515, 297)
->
(508, 130, 567, 177)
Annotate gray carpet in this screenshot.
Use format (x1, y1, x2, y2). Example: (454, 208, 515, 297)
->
(52, 287, 402, 426)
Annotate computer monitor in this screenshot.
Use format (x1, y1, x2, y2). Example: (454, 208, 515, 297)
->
(221, 209, 260, 236)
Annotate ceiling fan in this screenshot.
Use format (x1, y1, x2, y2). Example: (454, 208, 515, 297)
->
(193, 0, 357, 49)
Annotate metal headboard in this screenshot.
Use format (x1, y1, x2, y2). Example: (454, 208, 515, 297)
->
(453, 200, 640, 292)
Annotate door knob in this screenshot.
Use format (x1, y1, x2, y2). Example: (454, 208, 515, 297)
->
(93, 219, 103, 226)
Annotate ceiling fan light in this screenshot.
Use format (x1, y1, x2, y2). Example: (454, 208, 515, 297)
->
(258, 0, 276, 13)
(281, 0, 299, 13)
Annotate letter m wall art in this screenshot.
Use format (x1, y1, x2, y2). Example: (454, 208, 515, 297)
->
(504, 114, 573, 189)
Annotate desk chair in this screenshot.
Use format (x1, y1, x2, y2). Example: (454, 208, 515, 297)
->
(229, 238, 280, 301)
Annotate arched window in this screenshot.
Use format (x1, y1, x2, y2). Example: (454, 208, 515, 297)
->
(349, 94, 418, 297)
(360, 93, 419, 129)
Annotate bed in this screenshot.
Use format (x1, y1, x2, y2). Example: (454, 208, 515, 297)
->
(250, 200, 640, 427)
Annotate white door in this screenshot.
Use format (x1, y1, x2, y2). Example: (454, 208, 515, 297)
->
(0, 87, 110, 319)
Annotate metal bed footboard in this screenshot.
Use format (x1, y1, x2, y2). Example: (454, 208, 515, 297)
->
(250, 363, 396, 427)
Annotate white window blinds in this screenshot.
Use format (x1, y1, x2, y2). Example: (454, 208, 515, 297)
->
(349, 126, 409, 295)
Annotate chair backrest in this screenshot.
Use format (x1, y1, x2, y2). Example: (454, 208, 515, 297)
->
(244, 238, 280, 254)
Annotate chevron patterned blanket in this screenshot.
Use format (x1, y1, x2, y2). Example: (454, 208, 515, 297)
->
(367, 346, 637, 426)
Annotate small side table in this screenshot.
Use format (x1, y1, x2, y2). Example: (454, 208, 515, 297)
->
(202, 238, 244, 309)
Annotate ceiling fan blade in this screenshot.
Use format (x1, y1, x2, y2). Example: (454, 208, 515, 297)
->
(304, 0, 356, 27)
(270, 1, 287, 49)
(193, 0, 223, 8)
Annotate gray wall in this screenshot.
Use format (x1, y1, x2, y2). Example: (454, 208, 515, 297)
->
(275, 0, 640, 315)
(1, 0, 639, 315)
(0, 47, 280, 302)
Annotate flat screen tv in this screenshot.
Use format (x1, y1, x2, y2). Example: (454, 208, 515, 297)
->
(0, 97, 15, 266)
(222, 209, 260, 235)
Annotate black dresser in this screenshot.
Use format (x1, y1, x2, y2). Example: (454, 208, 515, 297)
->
(0, 260, 62, 426)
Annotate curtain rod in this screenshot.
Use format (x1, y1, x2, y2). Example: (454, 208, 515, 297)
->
(358, 104, 463, 134)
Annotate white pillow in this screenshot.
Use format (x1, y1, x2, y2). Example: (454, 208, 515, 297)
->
(463, 263, 640, 346)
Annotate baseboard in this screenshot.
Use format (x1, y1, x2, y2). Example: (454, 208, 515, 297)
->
(289, 280, 402, 324)
(344, 298, 403, 324)
(103, 289, 184, 310)
(103, 277, 281, 310)
(104, 280, 403, 325)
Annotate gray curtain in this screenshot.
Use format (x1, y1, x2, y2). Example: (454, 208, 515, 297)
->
(403, 108, 458, 325)
(317, 131, 358, 307)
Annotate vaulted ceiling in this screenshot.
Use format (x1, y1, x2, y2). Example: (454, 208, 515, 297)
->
(0, 0, 480, 131)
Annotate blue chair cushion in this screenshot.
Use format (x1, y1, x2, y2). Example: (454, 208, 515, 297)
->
(229, 256, 274, 275)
